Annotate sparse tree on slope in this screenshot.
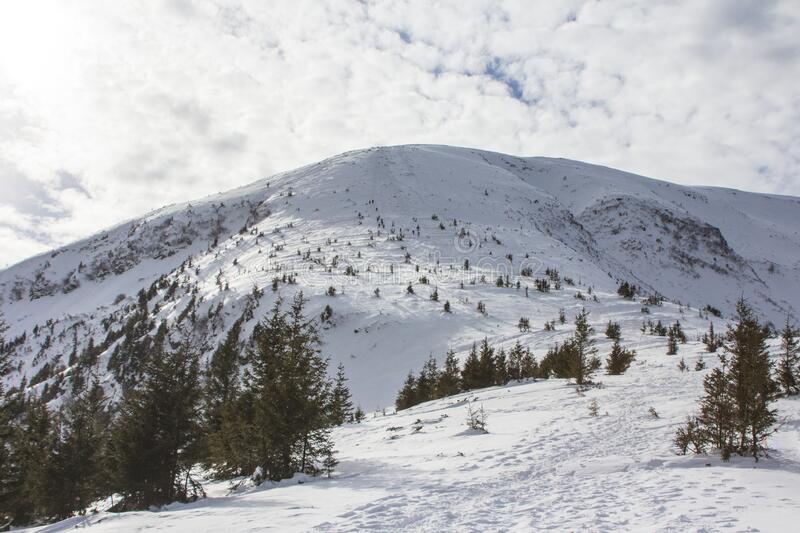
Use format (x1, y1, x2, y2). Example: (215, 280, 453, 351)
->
(571, 309, 599, 386)
(606, 340, 636, 375)
(329, 363, 354, 425)
(777, 315, 799, 396)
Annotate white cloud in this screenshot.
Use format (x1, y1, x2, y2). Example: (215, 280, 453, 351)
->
(0, 0, 798, 266)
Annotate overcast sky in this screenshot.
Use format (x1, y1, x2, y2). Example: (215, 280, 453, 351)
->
(1, 0, 799, 267)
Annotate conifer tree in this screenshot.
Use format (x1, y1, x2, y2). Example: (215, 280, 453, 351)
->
(606, 340, 636, 375)
(204, 320, 243, 451)
(605, 321, 621, 341)
(571, 309, 598, 386)
(4, 396, 56, 524)
(666, 326, 679, 355)
(108, 335, 203, 509)
(251, 292, 333, 479)
(329, 363, 354, 425)
(494, 348, 508, 385)
(460, 343, 482, 390)
(506, 342, 522, 381)
(776, 315, 799, 396)
(703, 322, 719, 353)
(725, 299, 777, 459)
(49, 377, 110, 519)
(436, 350, 461, 397)
(0, 315, 18, 526)
(697, 362, 734, 459)
(519, 346, 538, 379)
(477, 338, 496, 388)
(395, 372, 418, 410)
(416, 355, 439, 401)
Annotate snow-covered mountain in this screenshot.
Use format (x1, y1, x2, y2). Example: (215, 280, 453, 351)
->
(1, 144, 799, 408)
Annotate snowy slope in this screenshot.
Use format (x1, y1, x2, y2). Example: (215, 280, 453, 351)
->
(22, 302, 800, 532)
(5, 144, 800, 532)
(1, 145, 799, 410)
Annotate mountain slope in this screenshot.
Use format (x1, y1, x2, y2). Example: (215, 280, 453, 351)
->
(1, 144, 799, 408)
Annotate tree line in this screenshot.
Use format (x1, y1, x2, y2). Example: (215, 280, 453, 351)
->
(0, 294, 359, 527)
(396, 309, 637, 410)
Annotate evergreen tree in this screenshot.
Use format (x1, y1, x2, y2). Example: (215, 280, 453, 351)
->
(203, 320, 243, 469)
(666, 326, 679, 355)
(477, 338, 495, 388)
(49, 377, 110, 519)
(776, 315, 799, 396)
(436, 350, 461, 397)
(725, 299, 778, 459)
(703, 322, 719, 353)
(329, 363, 354, 425)
(460, 343, 483, 390)
(506, 342, 523, 381)
(606, 340, 636, 375)
(697, 362, 735, 459)
(246, 293, 334, 480)
(4, 396, 56, 525)
(571, 309, 598, 386)
(605, 321, 621, 341)
(108, 335, 203, 509)
(416, 355, 439, 402)
(395, 372, 418, 411)
(519, 346, 538, 379)
(494, 348, 508, 385)
(353, 406, 366, 423)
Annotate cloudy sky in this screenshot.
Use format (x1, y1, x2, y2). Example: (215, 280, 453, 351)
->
(1, 0, 798, 267)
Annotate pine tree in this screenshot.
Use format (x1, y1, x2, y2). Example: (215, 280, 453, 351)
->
(418, 355, 440, 401)
(4, 396, 56, 525)
(395, 372, 418, 410)
(329, 363, 354, 425)
(606, 340, 636, 375)
(666, 326, 679, 355)
(725, 299, 778, 460)
(460, 343, 483, 390)
(203, 320, 243, 468)
(243, 296, 332, 480)
(49, 377, 110, 519)
(776, 315, 799, 396)
(506, 342, 523, 381)
(321, 443, 338, 478)
(571, 309, 598, 386)
(108, 335, 202, 509)
(436, 350, 461, 397)
(477, 338, 496, 388)
(520, 346, 538, 379)
(698, 362, 734, 458)
(703, 322, 719, 353)
(605, 321, 621, 341)
(494, 348, 508, 385)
